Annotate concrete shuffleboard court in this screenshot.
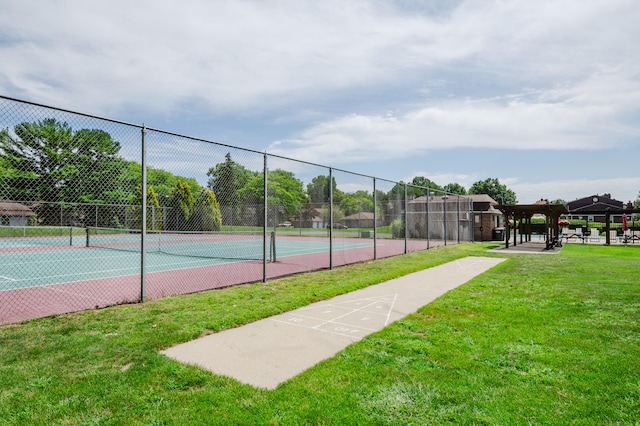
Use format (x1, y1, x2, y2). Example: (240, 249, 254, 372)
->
(161, 256, 506, 389)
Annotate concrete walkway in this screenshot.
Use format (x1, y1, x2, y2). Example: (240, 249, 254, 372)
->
(161, 256, 506, 389)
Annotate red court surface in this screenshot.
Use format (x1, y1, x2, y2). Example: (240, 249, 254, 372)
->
(0, 237, 446, 324)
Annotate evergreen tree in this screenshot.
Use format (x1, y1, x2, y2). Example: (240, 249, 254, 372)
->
(132, 184, 160, 229)
(189, 188, 222, 231)
(169, 180, 195, 230)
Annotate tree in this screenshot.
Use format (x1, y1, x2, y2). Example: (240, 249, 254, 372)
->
(132, 184, 161, 229)
(340, 190, 373, 216)
(411, 176, 443, 192)
(300, 203, 320, 228)
(206, 153, 256, 206)
(307, 175, 331, 204)
(207, 153, 257, 226)
(443, 183, 467, 195)
(189, 188, 222, 231)
(0, 119, 126, 224)
(147, 166, 200, 203)
(169, 180, 195, 230)
(469, 178, 517, 204)
(633, 191, 640, 221)
(267, 169, 307, 220)
(389, 176, 443, 201)
(239, 169, 307, 225)
(70, 128, 128, 204)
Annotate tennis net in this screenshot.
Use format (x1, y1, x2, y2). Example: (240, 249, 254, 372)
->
(0, 225, 81, 247)
(85, 227, 276, 261)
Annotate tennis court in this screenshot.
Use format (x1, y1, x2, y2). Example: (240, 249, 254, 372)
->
(0, 229, 375, 291)
(2, 228, 420, 324)
(0, 95, 468, 326)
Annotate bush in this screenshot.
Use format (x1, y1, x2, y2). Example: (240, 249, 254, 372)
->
(391, 219, 405, 238)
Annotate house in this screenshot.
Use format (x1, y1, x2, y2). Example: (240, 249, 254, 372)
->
(0, 201, 34, 226)
(341, 212, 375, 229)
(406, 194, 474, 241)
(565, 193, 627, 223)
(468, 194, 503, 241)
(310, 215, 328, 229)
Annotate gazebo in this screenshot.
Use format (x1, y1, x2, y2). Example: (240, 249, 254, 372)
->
(497, 203, 568, 250)
(566, 207, 640, 244)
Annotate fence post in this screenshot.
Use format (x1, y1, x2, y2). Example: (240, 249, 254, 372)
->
(426, 188, 431, 249)
(329, 167, 333, 270)
(457, 195, 461, 244)
(404, 183, 408, 254)
(373, 177, 377, 260)
(443, 194, 447, 246)
(469, 197, 474, 242)
(263, 153, 268, 283)
(140, 125, 147, 302)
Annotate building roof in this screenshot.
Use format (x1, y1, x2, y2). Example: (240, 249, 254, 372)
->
(497, 203, 568, 218)
(342, 212, 375, 220)
(409, 194, 497, 204)
(0, 202, 33, 216)
(567, 194, 623, 212)
(468, 194, 498, 204)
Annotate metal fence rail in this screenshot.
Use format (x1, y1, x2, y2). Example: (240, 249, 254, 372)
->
(0, 94, 473, 324)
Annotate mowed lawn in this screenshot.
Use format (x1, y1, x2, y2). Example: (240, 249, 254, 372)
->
(1, 243, 638, 425)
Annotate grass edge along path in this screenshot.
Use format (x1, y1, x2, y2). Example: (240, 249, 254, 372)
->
(1, 243, 639, 425)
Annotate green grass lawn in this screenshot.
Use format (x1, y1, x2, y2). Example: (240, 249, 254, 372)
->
(1, 243, 639, 425)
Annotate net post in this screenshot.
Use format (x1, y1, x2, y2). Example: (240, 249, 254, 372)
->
(69, 226, 72, 246)
(270, 231, 276, 262)
(85, 227, 90, 247)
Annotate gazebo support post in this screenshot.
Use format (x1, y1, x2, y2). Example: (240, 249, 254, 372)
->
(605, 210, 611, 245)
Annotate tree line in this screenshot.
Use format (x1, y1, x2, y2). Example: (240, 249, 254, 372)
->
(2, 119, 523, 229)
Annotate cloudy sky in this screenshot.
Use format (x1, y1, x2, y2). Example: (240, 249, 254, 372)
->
(1, 0, 639, 203)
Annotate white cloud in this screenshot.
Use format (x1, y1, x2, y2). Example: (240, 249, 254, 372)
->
(1, 0, 639, 204)
(3, 0, 638, 117)
(511, 177, 640, 204)
(267, 67, 640, 163)
(403, 172, 476, 189)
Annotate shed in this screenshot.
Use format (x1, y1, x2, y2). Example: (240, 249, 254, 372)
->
(0, 202, 34, 226)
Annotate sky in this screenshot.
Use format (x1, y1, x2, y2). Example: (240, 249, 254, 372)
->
(1, 0, 639, 204)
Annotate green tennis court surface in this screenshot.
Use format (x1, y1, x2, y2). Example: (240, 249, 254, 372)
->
(0, 233, 372, 291)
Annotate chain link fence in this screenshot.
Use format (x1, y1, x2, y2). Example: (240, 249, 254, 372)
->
(1, 95, 473, 323)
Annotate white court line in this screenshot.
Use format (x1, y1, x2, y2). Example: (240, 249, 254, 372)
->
(0, 275, 17, 281)
(0, 253, 248, 293)
(275, 242, 372, 258)
(0, 269, 140, 293)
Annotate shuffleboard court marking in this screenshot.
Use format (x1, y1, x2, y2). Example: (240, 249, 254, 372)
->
(454, 257, 492, 269)
(271, 294, 398, 340)
(162, 256, 507, 389)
